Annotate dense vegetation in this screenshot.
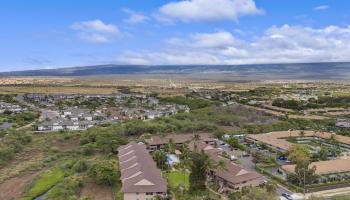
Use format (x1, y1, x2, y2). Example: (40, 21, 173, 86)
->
(160, 95, 220, 110)
(0, 130, 32, 166)
(0, 111, 38, 127)
(272, 96, 350, 110)
(272, 98, 303, 110)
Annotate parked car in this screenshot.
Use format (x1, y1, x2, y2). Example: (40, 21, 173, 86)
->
(229, 155, 237, 161)
(259, 180, 268, 186)
(242, 152, 250, 157)
(281, 193, 293, 200)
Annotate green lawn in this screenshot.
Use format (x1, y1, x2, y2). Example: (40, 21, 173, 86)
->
(21, 167, 65, 200)
(164, 170, 189, 189)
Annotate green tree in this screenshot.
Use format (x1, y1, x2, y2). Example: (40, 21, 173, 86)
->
(265, 182, 277, 194)
(288, 144, 310, 164)
(88, 160, 118, 185)
(227, 137, 239, 148)
(189, 151, 212, 192)
(317, 146, 328, 161)
(95, 133, 127, 153)
(215, 159, 227, 172)
(229, 187, 278, 200)
(165, 138, 176, 153)
(288, 144, 317, 193)
(153, 150, 167, 170)
(294, 160, 317, 187)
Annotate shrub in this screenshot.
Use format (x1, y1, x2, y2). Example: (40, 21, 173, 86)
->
(88, 160, 118, 185)
(72, 160, 88, 173)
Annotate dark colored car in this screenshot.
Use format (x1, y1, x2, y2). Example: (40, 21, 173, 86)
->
(282, 193, 293, 200)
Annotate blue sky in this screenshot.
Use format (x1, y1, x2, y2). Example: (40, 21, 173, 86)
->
(1, 0, 350, 72)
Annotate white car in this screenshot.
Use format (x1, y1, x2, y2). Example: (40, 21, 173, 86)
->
(230, 155, 237, 161)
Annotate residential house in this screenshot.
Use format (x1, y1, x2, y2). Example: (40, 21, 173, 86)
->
(146, 133, 215, 151)
(281, 159, 350, 183)
(189, 141, 263, 191)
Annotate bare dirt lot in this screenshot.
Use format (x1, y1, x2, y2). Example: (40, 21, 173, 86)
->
(0, 169, 44, 200)
(80, 179, 113, 200)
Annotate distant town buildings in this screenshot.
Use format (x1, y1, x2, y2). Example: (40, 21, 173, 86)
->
(0, 102, 27, 113)
(33, 93, 190, 132)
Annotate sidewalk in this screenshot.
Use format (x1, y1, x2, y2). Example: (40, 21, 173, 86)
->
(304, 187, 350, 198)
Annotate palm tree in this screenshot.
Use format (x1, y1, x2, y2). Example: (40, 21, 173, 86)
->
(215, 159, 227, 172)
(193, 133, 200, 141)
(179, 156, 191, 187)
(166, 138, 176, 153)
(153, 150, 167, 170)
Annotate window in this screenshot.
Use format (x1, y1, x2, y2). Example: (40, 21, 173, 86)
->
(146, 192, 153, 195)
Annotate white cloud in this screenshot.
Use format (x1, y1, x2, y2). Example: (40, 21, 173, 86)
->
(71, 20, 121, 43)
(123, 9, 149, 24)
(117, 25, 350, 65)
(313, 5, 329, 11)
(158, 0, 263, 22)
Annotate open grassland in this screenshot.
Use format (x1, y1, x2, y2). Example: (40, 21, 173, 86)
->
(0, 86, 119, 94)
(21, 167, 65, 200)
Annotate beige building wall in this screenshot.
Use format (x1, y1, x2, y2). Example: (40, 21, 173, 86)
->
(124, 192, 165, 200)
(235, 179, 262, 189)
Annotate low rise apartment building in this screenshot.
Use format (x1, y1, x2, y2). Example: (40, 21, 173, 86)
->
(118, 142, 167, 200)
(281, 159, 350, 183)
(189, 141, 263, 191)
(146, 133, 215, 151)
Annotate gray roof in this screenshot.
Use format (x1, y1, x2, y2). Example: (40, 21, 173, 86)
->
(0, 122, 12, 131)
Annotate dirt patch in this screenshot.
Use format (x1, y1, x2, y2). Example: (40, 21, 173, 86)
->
(80, 179, 113, 200)
(0, 148, 45, 183)
(0, 169, 43, 200)
(52, 135, 80, 151)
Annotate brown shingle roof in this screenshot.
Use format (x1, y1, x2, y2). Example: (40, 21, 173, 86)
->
(146, 133, 213, 146)
(282, 159, 350, 175)
(189, 140, 262, 185)
(118, 142, 167, 193)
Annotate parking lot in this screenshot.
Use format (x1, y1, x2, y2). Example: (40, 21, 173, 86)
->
(216, 139, 295, 199)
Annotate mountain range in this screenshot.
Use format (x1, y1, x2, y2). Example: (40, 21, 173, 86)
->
(1, 62, 350, 81)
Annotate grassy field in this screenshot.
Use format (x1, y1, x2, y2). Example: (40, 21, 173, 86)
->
(21, 167, 65, 200)
(0, 86, 119, 94)
(164, 171, 189, 189)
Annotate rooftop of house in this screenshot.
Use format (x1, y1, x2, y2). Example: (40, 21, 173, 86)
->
(146, 133, 214, 146)
(282, 159, 350, 175)
(118, 142, 167, 193)
(189, 140, 262, 185)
